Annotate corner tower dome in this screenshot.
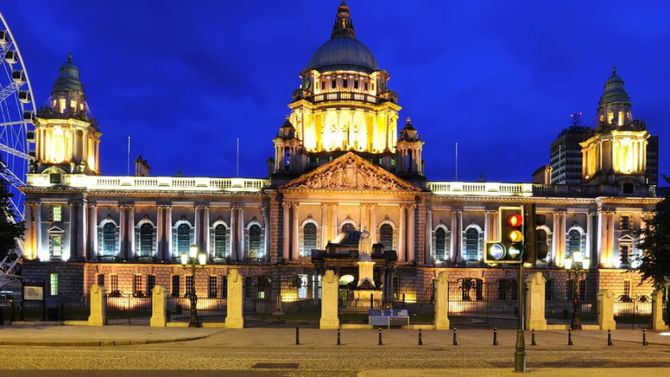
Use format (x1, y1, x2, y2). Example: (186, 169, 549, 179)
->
(52, 52, 84, 95)
(307, 1, 378, 73)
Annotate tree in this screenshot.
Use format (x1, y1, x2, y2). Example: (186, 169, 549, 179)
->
(0, 168, 25, 261)
(636, 175, 670, 323)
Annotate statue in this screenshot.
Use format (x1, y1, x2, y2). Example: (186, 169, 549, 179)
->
(358, 229, 372, 260)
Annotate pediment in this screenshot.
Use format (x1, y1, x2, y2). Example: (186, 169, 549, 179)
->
(282, 152, 420, 192)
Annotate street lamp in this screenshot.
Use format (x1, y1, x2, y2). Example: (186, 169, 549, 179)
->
(181, 244, 207, 328)
(563, 251, 590, 331)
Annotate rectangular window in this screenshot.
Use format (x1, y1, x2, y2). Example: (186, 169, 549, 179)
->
(475, 279, 483, 301)
(49, 234, 62, 258)
(50, 273, 58, 296)
(221, 276, 228, 298)
(623, 280, 631, 297)
(343, 79, 348, 88)
(171, 275, 180, 297)
(364, 82, 368, 91)
(620, 245, 630, 266)
(97, 273, 105, 287)
(133, 274, 142, 295)
(110, 274, 118, 293)
(147, 275, 156, 295)
(566, 280, 574, 301)
(353, 80, 359, 90)
(52, 206, 62, 222)
(579, 279, 586, 301)
(331, 79, 336, 89)
(208, 276, 217, 298)
(245, 277, 253, 298)
(185, 275, 194, 298)
(621, 216, 630, 230)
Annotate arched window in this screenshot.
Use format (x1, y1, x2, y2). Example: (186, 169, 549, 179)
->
(566, 229, 582, 258)
(248, 224, 262, 258)
(213, 224, 228, 258)
(379, 224, 393, 250)
(464, 227, 481, 262)
(138, 223, 155, 257)
(341, 222, 355, 234)
(302, 223, 317, 257)
(102, 222, 118, 256)
(176, 223, 192, 255)
(435, 227, 449, 261)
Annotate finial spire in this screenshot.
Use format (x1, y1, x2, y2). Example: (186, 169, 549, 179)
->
(331, 0, 355, 39)
(611, 65, 617, 76)
(67, 52, 72, 63)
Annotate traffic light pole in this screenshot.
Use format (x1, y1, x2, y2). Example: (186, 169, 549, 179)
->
(514, 262, 526, 372)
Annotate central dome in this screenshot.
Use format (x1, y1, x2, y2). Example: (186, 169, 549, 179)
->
(306, 1, 378, 73)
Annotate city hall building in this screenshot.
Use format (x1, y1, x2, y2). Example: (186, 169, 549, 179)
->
(20, 2, 661, 306)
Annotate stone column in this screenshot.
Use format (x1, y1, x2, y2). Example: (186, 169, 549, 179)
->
(425, 209, 433, 264)
(597, 289, 616, 330)
(262, 205, 269, 260)
(434, 271, 450, 330)
(156, 206, 164, 261)
(291, 203, 299, 261)
(321, 204, 329, 247)
(67, 202, 76, 261)
(127, 204, 135, 259)
(484, 209, 496, 242)
(332, 205, 338, 239)
(238, 206, 245, 259)
(552, 211, 566, 266)
(320, 270, 339, 330)
(77, 201, 87, 260)
(119, 204, 127, 259)
(606, 211, 615, 267)
(88, 203, 98, 261)
(586, 211, 594, 262)
(282, 202, 290, 262)
(398, 205, 406, 262)
(203, 205, 210, 256)
(451, 209, 462, 263)
(230, 206, 237, 260)
(23, 203, 34, 259)
(408, 204, 416, 263)
(194, 205, 202, 250)
(88, 284, 106, 326)
(150, 285, 167, 327)
(225, 269, 244, 329)
(652, 290, 669, 330)
(596, 209, 605, 267)
(165, 206, 172, 260)
(370, 204, 377, 243)
(525, 272, 547, 330)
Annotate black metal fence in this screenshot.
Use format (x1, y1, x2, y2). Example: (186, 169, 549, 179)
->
(105, 295, 152, 325)
(545, 298, 598, 326)
(448, 281, 519, 329)
(614, 295, 652, 329)
(0, 297, 89, 323)
(166, 297, 227, 323)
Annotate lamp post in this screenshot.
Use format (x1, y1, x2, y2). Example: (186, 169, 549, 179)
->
(564, 251, 590, 331)
(181, 244, 207, 328)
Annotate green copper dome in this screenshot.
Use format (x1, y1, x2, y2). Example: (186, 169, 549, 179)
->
(307, 1, 378, 73)
(599, 67, 630, 106)
(51, 53, 84, 95)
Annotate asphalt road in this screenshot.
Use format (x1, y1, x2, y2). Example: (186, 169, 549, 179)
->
(1, 329, 669, 376)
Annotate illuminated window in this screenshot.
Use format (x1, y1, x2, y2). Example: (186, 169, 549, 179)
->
(100, 222, 119, 257)
(464, 227, 481, 261)
(49, 234, 62, 259)
(133, 274, 142, 295)
(380, 224, 393, 250)
(185, 275, 193, 298)
(212, 224, 228, 258)
(566, 229, 581, 258)
(138, 223, 155, 257)
(623, 280, 631, 298)
(248, 224, 262, 258)
(302, 223, 317, 257)
(110, 274, 118, 293)
(434, 227, 450, 261)
(59, 98, 66, 112)
(620, 216, 630, 230)
(208, 276, 217, 298)
(52, 206, 62, 222)
(71, 100, 77, 111)
(171, 275, 180, 297)
(146, 275, 156, 296)
(175, 223, 192, 256)
(50, 273, 59, 296)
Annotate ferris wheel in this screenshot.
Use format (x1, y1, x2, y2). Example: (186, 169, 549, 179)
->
(0, 11, 36, 224)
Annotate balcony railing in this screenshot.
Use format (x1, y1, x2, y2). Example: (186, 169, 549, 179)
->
(426, 182, 533, 197)
(26, 174, 270, 193)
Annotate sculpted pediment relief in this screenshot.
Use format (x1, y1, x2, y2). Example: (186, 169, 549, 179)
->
(282, 152, 419, 192)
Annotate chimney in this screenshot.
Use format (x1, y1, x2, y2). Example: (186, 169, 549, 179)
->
(135, 155, 150, 177)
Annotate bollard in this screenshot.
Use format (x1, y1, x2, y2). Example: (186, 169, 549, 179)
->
(418, 329, 423, 346)
(642, 329, 647, 346)
(337, 328, 341, 346)
(295, 327, 300, 345)
(378, 328, 383, 346)
(531, 329, 536, 346)
(607, 329, 613, 346)
(568, 328, 573, 346)
(493, 328, 498, 346)
(452, 328, 458, 346)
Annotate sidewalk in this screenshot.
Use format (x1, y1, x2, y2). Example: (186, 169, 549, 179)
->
(0, 325, 221, 346)
(359, 368, 670, 377)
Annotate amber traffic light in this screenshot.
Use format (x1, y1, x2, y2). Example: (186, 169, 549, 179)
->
(485, 206, 525, 264)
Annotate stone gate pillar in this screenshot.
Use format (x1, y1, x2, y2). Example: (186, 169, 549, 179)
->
(597, 289, 616, 330)
(225, 269, 244, 329)
(652, 289, 668, 330)
(525, 272, 547, 330)
(320, 270, 339, 330)
(434, 271, 450, 330)
(150, 285, 167, 327)
(88, 284, 106, 326)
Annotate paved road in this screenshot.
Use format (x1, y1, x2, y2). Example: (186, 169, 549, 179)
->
(1, 328, 669, 376)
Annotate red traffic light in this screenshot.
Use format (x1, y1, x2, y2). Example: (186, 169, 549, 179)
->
(507, 213, 523, 227)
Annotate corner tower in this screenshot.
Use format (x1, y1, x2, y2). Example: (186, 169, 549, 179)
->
(32, 53, 101, 176)
(272, 1, 423, 182)
(580, 67, 651, 194)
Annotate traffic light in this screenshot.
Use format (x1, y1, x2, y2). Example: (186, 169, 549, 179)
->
(485, 206, 525, 264)
(522, 204, 549, 265)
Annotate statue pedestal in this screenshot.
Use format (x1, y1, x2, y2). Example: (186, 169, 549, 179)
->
(356, 260, 375, 288)
(353, 289, 382, 301)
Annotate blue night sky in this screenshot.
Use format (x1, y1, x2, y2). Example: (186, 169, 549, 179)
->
(3, 1, 669, 182)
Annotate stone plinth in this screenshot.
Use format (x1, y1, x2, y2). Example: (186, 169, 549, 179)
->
(320, 270, 340, 330)
(525, 272, 547, 330)
(225, 269, 244, 329)
(356, 260, 375, 288)
(353, 289, 382, 301)
(597, 289, 616, 330)
(88, 284, 106, 326)
(150, 285, 167, 327)
(434, 271, 450, 330)
(652, 289, 669, 330)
